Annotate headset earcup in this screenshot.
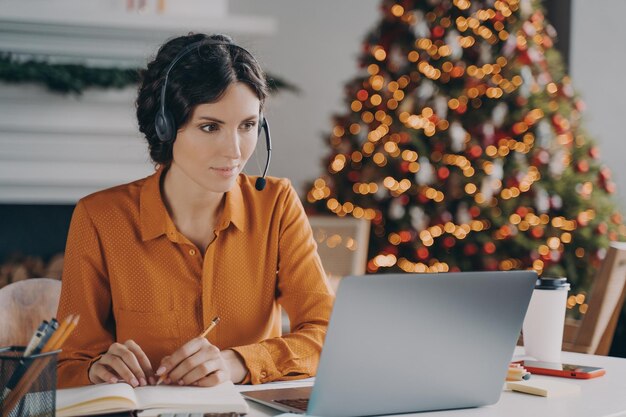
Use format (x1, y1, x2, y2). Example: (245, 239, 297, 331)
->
(155, 109, 176, 143)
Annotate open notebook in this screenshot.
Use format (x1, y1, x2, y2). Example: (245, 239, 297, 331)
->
(56, 381, 249, 417)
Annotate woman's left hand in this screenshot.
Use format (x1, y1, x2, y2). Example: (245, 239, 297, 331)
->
(155, 337, 247, 386)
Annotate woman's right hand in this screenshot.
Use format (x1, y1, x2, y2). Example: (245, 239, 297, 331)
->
(88, 340, 154, 386)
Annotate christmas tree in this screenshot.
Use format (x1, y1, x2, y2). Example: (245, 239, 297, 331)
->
(306, 0, 626, 314)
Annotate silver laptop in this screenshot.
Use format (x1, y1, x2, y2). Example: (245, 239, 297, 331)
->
(242, 271, 536, 417)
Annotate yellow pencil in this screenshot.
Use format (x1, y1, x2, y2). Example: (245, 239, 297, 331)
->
(49, 315, 80, 351)
(199, 316, 221, 338)
(156, 316, 220, 385)
(42, 314, 73, 352)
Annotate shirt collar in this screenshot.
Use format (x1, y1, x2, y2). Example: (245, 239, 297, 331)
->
(218, 175, 245, 233)
(140, 167, 246, 241)
(140, 166, 169, 241)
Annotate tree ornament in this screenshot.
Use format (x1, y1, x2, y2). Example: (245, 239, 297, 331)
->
(389, 198, 406, 220)
(410, 206, 429, 231)
(535, 187, 551, 214)
(449, 121, 468, 152)
(415, 156, 435, 185)
(492, 102, 508, 128)
(434, 95, 448, 119)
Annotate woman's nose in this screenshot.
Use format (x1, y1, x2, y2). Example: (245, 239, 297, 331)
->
(223, 130, 242, 159)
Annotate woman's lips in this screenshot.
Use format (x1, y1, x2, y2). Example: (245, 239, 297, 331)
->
(210, 166, 239, 177)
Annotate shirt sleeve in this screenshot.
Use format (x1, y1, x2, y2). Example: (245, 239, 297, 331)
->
(231, 182, 334, 384)
(56, 200, 115, 388)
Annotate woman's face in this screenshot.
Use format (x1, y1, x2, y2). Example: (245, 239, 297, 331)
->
(170, 82, 261, 194)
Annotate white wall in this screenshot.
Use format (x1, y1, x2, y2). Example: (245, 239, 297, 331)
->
(570, 0, 626, 210)
(230, 0, 380, 196)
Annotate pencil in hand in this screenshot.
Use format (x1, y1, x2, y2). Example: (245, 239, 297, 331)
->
(155, 316, 220, 386)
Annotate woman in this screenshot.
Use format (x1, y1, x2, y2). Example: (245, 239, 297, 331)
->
(56, 33, 334, 388)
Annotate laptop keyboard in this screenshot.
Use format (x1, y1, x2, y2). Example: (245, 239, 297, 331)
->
(274, 398, 309, 411)
(158, 413, 243, 417)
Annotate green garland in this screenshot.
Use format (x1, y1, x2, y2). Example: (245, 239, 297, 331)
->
(0, 53, 298, 95)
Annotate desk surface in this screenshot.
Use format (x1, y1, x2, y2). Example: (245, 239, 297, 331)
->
(235, 348, 626, 417)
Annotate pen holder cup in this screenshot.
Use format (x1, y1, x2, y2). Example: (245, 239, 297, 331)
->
(0, 346, 58, 417)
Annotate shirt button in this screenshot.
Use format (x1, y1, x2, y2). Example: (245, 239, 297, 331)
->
(260, 371, 267, 378)
(189, 249, 196, 256)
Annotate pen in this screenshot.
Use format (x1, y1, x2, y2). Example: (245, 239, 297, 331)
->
(23, 320, 49, 357)
(156, 316, 221, 386)
(1, 315, 80, 417)
(0, 318, 59, 403)
(41, 315, 74, 352)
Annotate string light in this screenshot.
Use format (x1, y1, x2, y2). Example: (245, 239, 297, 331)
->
(304, 0, 625, 309)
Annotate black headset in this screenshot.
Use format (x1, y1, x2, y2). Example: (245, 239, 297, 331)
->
(155, 39, 272, 191)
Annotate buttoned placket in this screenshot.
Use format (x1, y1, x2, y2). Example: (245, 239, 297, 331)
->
(201, 222, 230, 332)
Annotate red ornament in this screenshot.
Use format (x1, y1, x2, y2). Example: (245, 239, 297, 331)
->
(443, 236, 455, 248)
(437, 167, 450, 180)
(551, 115, 568, 134)
(530, 227, 544, 238)
(384, 245, 399, 256)
(596, 223, 608, 235)
(484, 242, 496, 254)
(432, 26, 445, 38)
(469, 206, 481, 218)
(589, 147, 600, 159)
(576, 160, 589, 173)
(599, 167, 611, 181)
(484, 258, 499, 271)
(518, 50, 532, 64)
(464, 243, 478, 256)
(417, 247, 430, 260)
(399, 231, 412, 242)
(606, 182, 617, 193)
(469, 145, 483, 158)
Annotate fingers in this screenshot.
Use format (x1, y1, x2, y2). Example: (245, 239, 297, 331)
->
(193, 370, 229, 387)
(91, 341, 152, 387)
(156, 337, 226, 386)
(89, 361, 119, 384)
(124, 340, 155, 384)
(176, 353, 222, 385)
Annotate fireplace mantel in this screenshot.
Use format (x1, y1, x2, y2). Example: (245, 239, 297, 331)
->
(0, 0, 276, 204)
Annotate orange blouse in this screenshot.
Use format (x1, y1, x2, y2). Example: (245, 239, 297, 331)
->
(56, 167, 334, 388)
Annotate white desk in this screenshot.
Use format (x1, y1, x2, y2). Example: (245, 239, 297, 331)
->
(235, 348, 626, 417)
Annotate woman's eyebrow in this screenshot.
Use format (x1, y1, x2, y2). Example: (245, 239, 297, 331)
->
(196, 115, 259, 123)
(197, 116, 225, 123)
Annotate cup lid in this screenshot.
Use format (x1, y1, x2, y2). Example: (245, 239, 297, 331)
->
(535, 277, 570, 290)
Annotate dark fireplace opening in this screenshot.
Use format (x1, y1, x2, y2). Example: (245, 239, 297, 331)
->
(0, 204, 75, 285)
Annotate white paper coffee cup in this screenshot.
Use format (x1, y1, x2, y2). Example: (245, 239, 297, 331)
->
(522, 277, 570, 363)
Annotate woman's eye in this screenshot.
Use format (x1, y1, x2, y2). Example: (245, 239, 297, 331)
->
(201, 123, 219, 133)
(241, 121, 257, 131)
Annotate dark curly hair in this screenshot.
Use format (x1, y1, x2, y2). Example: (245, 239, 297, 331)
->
(136, 33, 269, 165)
